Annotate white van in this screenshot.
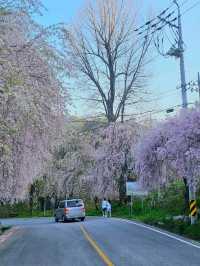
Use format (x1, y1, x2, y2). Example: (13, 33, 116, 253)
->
(55, 199, 85, 222)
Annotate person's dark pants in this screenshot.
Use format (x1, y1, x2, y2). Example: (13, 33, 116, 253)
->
(102, 207, 107, 217)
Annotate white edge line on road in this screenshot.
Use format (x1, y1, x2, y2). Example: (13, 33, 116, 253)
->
(115, 218, 200, 249)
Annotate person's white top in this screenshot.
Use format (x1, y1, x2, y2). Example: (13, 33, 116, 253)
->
(102, 200, 107, 209)
(106, 202, 111, 211)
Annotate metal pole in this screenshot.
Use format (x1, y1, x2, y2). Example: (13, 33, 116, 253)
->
(131, 193, 133, 217)
(174, 0, 188, 108)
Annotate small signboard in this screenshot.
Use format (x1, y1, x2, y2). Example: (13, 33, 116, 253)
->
(126, 181, 148, 196)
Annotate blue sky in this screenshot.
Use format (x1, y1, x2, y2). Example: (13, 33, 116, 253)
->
(35, 0, 200, 120)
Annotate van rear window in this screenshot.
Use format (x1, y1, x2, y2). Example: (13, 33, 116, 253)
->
(67, 200, 83, 207)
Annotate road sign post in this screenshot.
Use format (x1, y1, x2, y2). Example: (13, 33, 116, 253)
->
(126, 181, 148, 197)
(130, 192, 133, 217)
(126, 181, 148, 217)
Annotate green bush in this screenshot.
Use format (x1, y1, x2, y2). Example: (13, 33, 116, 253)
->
(0, 202, 53, 218)
(184, 223, 200, 240)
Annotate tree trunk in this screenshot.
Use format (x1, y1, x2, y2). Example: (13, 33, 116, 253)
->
(121, 103, 125, 123)
(43, 197, 46, 216)
(94, 196, 99, 211)
(108, 112, 116, 123)
(29, 197, 33, 216)
(119, 152, 129, 204)
(29, 184, 34, 216)
(183, 177, 189, 214)
(119, 173, 126, 204)
(107, 101, 116, 123)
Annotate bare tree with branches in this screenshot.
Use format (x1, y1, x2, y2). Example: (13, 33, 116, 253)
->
(64, 0, 151, 123)
(0, 0, 44, 14)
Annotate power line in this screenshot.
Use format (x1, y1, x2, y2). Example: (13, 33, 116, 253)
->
(135, 0, 198, 44)
(134, 2, 175, 33)
(70, 87, 183, 120)
(142, 91, 180, 103)
(68, 99, 197, 124)
(137, 13, 178, 38)
(124, 102, 196, 122)
(182, 0, 200, 15)
(135, 0, 195, 34)
(148, 0, 199, 111)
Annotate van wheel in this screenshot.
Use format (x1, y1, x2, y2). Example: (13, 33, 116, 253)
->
(55, 217, 58, 223)
(80, 217, 85, 222)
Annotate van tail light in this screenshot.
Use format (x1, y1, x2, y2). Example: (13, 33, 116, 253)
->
(64, 208, 69, 214)
(81, 207, 85, 212)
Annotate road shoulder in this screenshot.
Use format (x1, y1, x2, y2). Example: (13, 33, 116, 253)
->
(0, 227, 19, 246)
(114, 217, 200, 248)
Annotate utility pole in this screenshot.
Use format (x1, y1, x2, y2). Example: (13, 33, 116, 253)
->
(173, 0, 196, 224)
(174, 0, 188, 108)
(151, 0, 197, 224)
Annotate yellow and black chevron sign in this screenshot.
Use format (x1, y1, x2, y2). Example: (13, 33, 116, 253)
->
(190, 200, 197, 217)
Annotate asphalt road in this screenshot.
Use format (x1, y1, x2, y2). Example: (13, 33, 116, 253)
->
(0, 217, 200, 266)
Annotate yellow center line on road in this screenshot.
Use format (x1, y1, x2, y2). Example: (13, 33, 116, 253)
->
(80, 225, 114, 266)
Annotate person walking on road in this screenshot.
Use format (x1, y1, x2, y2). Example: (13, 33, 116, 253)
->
(101, 198, 107, 217)
(107, 199, 112, 217)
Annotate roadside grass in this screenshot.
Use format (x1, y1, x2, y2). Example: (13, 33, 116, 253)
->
(16, 209, 53, 218)
(0, 203, 53, 218)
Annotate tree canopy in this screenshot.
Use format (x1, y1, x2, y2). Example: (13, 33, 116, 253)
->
(135, 108, 200, 191)
(65, 0, 151, 122)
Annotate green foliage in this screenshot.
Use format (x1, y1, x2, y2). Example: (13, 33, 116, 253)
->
(184, 223, 200, 240)
(0, 202, 53, 218)
(111, 201, 130, 217)
(0, 225, 11, 235)
(84, 201, 103, 216)
(54, 145, 67, 160)
(159, 219, 189, 235)
(157, 182, 186, 215)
